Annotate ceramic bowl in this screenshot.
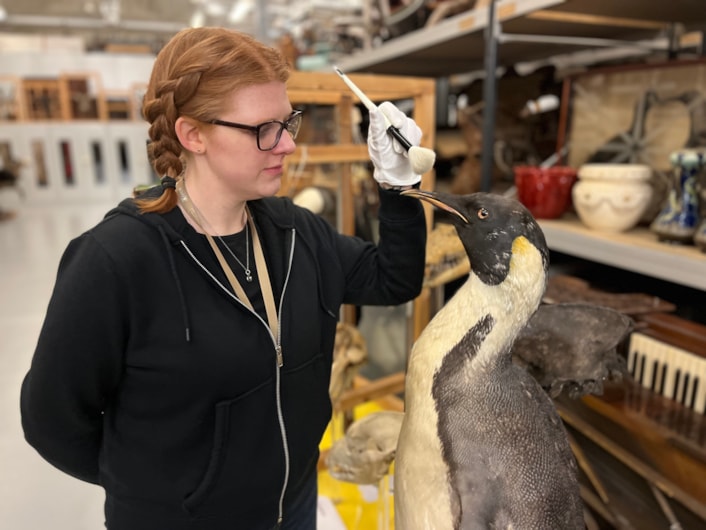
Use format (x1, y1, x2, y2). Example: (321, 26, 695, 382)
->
(577, 163, 652, 182)
(514, 165, 577, 219)
(573, 164, 653, 232)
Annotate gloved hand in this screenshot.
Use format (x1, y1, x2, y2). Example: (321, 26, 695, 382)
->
(367, 101, 423, 188)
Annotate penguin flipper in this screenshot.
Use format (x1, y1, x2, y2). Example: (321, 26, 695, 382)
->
(511, 302, 633, 398)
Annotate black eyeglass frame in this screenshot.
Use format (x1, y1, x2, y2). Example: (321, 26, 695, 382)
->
(209, 110, 303, 151)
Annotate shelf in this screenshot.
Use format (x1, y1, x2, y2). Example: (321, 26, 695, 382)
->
(334, 0, 706, 77)
(335, 0, 561, 76)
(538, 215, 706, 292)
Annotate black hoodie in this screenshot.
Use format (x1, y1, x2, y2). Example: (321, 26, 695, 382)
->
(20, 186, 426, 529)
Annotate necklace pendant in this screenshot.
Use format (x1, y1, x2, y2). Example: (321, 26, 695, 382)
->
(245, 271, 253, 282)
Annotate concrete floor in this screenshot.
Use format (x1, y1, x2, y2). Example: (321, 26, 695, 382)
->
(1, 200, 110, 529)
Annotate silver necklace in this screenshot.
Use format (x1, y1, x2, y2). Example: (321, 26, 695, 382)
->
(177, 181, 253, 282)
(216, 224, 252, 282)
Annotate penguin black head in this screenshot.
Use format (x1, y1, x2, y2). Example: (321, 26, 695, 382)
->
(402, 190, 549, 286)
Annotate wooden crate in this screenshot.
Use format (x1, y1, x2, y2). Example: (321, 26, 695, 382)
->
(104, 90, 132, 120)
(22, 78, 62, 120)
(58, 72, 108, 120)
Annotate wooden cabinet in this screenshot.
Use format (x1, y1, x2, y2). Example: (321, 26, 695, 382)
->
(21, 78, 62, 120)
(284, 71, 437, 336)
(58, 72, 108, 121)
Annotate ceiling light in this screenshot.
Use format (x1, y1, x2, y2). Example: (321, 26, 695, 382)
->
(228, 0, 254, 24)
(190, 9, 206, 28)
(204, 1, 226, 17)
(99, 0, 121, 25)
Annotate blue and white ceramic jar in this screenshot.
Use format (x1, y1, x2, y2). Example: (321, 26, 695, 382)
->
(650, 149, 704, 244)
(694, 169, 706, 252)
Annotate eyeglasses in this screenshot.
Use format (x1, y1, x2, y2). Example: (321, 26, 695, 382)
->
(210, 110, 303, 151)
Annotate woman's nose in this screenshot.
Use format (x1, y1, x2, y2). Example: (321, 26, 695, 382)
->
(274, 129, 297, 155)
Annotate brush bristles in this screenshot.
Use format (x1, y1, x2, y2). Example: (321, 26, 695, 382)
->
(409, 146, 436, 174)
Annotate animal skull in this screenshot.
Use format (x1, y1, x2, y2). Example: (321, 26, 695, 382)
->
(326, 410, 404, 485)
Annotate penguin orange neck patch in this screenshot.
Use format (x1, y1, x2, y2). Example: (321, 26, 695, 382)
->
(509, 235, 545, 280)
(511, 235, 532, 256)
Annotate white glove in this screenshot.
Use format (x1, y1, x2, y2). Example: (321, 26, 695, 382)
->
(367, 101, 423, 188)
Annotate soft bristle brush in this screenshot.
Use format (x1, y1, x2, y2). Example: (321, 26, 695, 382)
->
(333, 66, 436, 175)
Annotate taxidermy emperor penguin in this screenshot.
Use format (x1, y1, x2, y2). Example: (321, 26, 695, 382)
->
(396, 190, 585, 530)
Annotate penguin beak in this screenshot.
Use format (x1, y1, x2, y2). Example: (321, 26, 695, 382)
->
(401, 189, 469, 223)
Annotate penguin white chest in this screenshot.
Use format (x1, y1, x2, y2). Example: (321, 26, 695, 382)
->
(394, 280, 487, 530)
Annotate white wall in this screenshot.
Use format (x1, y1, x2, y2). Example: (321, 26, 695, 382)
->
(1, 50, 155, 92)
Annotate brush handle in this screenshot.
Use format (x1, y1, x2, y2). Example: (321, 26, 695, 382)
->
(334, 66, 378, 113)
(387, 126, 413, 152)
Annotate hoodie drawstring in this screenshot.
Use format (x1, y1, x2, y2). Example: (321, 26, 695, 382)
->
(158, 225, 192, 342)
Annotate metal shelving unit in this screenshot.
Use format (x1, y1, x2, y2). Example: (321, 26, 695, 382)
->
(335, 0, 562, 77)
(539, 216, 706, 291)
(334, 0, 706, 77)
(335, 0, 706, 293)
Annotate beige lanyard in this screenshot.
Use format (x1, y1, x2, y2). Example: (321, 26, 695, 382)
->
(176, 179, 279, 344)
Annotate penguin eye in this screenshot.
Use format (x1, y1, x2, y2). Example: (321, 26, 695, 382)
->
(477, 207, 489, 219)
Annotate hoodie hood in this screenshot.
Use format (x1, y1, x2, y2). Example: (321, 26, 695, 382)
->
(105, 191, 197, 343)
(107, 190, 188, 244)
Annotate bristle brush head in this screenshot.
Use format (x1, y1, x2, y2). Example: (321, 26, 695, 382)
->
(408, 146, 436, 174)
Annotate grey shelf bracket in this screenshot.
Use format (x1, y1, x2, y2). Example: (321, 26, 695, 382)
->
(498, 33, 672, 51)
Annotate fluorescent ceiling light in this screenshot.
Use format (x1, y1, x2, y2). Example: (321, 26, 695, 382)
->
(228, 0, 254, 24)
(204, 1, 226, 17)
(190, 9, 206, 28)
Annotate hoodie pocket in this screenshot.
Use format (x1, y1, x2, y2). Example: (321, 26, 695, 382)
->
(183, 379, 284, 516)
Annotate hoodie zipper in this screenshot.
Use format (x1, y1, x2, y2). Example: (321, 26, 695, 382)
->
(274, 228, 295, 524)
(179, 228, 297, 525)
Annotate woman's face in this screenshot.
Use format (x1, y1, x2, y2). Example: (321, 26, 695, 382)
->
(200, 80, 297, 200)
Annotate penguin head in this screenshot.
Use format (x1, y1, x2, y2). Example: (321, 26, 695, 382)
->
(402, 190, 549, 286)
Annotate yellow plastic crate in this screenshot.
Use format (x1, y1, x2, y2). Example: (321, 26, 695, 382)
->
(318, 402, 395, 530)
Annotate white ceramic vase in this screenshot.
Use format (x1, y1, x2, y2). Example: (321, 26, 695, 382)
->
(572, 164, 653, 232)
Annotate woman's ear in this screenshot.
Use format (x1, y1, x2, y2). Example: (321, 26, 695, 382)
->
(175, 117, 205, 154)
